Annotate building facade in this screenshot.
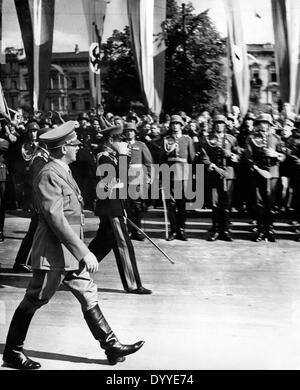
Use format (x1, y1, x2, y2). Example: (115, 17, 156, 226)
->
(0, 43, 279, 117)
(0, 47, 98, 118)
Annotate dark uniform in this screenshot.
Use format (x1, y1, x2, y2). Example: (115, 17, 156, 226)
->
(2, 121, 144, 370)
(282, 122, 300, 238)
(235, 112, 256, 216)
(159, 115, 195, 241)
(13, 129, 50, 273)
(244, 114, 285, 242)
(0, 138, 10, 242)
(88, 125, 152, 294)
(125, 122, 153, 241)
(71, 113, 96, 210)
(198, 115, 239, 241)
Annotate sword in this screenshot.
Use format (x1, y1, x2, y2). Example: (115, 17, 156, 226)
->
(160, 186, 169, 240)
(125, 216, 175, 265)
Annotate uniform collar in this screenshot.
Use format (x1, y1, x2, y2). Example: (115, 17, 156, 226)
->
(52, 158, 70, 174)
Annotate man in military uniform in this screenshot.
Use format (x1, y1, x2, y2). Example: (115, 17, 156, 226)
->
(198, 114, 240, 241)
(244, 113, 285, 242)
(71, 113, 96, 210)
(235, 112, 256, 217)
(88, 124, 152, 294)
(2, 122, 144, 369)
(159, 114, 195, 241)
(0, 139, 10, 242)
(12, 127, 51, 273)
(124, 122, 153, 241)
(281, 115, 300, 239)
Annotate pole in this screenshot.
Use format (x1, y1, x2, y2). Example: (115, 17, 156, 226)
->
(161, 186, 169, 240)
(126, 217, 175, 265)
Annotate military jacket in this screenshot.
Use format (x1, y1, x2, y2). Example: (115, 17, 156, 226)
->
(127, 140, 153, 185)
(94, 145, 127, 217)
(31, 160, 88, 271)
(244, 131, 284, 178)
(159, 133, 195, 181)
(199, 133, 239, 180)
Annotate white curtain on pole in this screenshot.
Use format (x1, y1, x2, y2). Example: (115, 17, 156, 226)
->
(127, 0, 166, 116)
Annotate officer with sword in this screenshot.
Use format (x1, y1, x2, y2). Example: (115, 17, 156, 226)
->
(244, 113, 285, 242)
(197, 114, 240, 242)
(88, 124, 153, 294)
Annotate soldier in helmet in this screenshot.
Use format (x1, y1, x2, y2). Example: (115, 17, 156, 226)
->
(235, 112, 256, 217)
(244, 113, 285, 242)
(159, 114, 195, 241)
(71, 112, 96, 210)
(124, 122, 153, 241)
(281, 115, 300, 238)
(197, 114, 240, 241)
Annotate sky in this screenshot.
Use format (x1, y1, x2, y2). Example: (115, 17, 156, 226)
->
(1, 0, 275, 53)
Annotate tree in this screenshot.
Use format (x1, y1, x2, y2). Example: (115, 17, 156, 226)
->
(101, 26, 142, 115)
(101, 0, 226, 116)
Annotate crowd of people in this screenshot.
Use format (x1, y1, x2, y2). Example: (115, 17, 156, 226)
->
(1, 101, 300, 245)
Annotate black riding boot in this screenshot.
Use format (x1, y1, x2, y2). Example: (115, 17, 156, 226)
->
(3, 307, 41, 370)
(84, 305, 145, 365)
(219, 209, 233, 241)
(208, 208, 219, 241)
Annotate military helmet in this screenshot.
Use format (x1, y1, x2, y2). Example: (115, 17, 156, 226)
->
(254, 113, 273, 126)
(213, 114, 227, 124)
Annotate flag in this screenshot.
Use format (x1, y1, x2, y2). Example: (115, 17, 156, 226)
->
(82, 0, 107, 107)
(224, 0, 250, 117)
(271, 0, 290, 104)
(14, 0, 55, 111)
(0, 0, 5, 64)
(127, 0, 166, 117)
(271, 0, 300, 111)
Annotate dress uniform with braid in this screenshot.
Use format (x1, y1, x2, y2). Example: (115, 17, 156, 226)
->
(159, 115, 195, 241)
(198, 115, 240, 241)
(88, 125, 152, 294)
(244, 114, 285, 242)
(3, 122, 144, 370)
(13, 128, 51, 273)
(124, 122, 153, 241)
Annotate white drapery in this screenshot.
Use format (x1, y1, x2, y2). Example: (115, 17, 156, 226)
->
(224, 0, 250, 117)
(127, 0, 166, 117)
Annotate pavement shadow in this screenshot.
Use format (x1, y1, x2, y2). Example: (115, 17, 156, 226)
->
(0, 274, 127, 294)
(0, 273, 31, 289)
(6, 210, 31, 219)
(2, 236, 23, 241)
(0, 344, 109, 366)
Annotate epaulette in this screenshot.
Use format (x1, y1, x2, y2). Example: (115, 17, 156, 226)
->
(29, 148, 50, 166)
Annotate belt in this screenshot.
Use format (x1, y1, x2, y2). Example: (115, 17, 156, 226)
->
(167, 158, 187, 163)
(129, 164, 143, 168)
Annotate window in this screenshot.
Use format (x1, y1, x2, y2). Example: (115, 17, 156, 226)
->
(84, 79, 89, 89)
(70, 77, 77, 89)
(71, 101, 77, 111)
(11, 80, 17, 89)
(84, 100, 91, 111)
(271, 72, 277, 82)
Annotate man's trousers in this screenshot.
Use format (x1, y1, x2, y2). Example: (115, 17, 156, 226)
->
(88, 216, 142, 291)
(19, 264, 98, 314)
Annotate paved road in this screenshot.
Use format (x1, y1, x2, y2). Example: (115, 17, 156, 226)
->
(1, 209, 300, 370)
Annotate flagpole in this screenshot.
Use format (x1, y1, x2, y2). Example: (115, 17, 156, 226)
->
(226, 35, 232, 113)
